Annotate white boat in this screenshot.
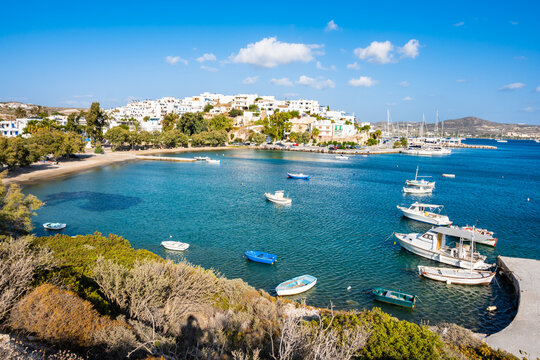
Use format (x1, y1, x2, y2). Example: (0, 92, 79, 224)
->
(496, 139, 507, 143)
(405, 166, 435, 188)
(394, 227, 492, 270)
(206, 159, 220, 164)
(402, 145, 451, 156)
(335, 155, 349, 160)
(161, 241, 190, 251)
(397, 202, 452, 225)
(194, 156, 210, 161)
(265, 190, 292, 205)
(403, 186, 433, 194)
(450, 225, 497, 246)
(276, 275, 317, 296)
(442, 174, 455, 178)
(418, 266, 496, 285)
(43, 222, 66, 230)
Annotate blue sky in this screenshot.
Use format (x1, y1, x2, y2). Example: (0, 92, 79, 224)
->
(1, 0, 539, 124)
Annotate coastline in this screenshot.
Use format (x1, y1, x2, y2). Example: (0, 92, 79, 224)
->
(1, 146, 239, 186)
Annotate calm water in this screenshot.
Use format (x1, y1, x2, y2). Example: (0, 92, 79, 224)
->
(24, 139, 540, 333)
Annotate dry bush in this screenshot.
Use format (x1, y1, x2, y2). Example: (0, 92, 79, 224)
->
(93, 257, 222, 337)
(0, 236, 53, 322)
(430, 322, 482, 348)
(8, 283, 132, 348)
(274, 311, 369, 360)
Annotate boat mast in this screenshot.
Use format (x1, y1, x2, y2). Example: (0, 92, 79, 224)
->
(435, 109, 439, 138)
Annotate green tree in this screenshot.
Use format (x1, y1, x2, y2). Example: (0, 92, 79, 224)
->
(0, 172, 43, 239)
(1, 137, 32, 168)
(203, 104, 213, 113)
(248, 104, 259, 112)
(161, 113, 179, 132)
(289, 132, 299, 142)
(228, 109, 243, 117)
(252, 133, 266, 145)
(400, 137, 408, 148)
(161, 130, 188, 148)
(263, 111, 293, 140)
(299, 131, 311, 144)
(360, 125, 371, 132)
(85, 102, 107, 146)
(176, 112, 208, 136)
(143, 116, 150, 122)
(209, 115, 234, 132)
(311, 127, 320, 139)
(104, 127, 129, 151)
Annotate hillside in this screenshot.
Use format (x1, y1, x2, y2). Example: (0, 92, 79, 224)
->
(0, 101, 84, 120)
(373, 116, 540, 137)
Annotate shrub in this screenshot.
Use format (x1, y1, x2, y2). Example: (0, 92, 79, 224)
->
(8, 283, 131, 347)
(94, 145, 104, 154)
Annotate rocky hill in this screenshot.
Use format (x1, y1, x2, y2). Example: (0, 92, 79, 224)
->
(0, 101, 83, 120)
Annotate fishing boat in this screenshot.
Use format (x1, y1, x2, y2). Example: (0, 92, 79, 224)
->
(245, 250, 278, 265)
(450, 225, 497, 246)
(43, 222, 66, 230)
(265, 190, 292, 205)
(405, 166, 435, 188)
(394, 227, 492, 270)
(335, 155, 349, 160)
(276, 275, 317, 296)
(287, 173, 310, 180)
(418, 266, 496, 285)
(206, 159, 220, 164)
(161, 241, 190, 251)
(372, 287, 417, 309)
(396, 203, 452, 225)
(442, 174, 455, 178)
(194, 156, 210, 161)
(403, 185, 433, 194)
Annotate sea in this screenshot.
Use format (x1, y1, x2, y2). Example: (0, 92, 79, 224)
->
(24, 139, 540, 334)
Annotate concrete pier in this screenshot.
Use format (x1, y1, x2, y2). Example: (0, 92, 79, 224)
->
(135, 155, 196, 162)
(485, 256, 540, 359)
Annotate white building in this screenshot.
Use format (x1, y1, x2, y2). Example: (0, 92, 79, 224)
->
(311, 119, 358, 140)
(288, 99, 321, 115)
(0, 118, 35, 137)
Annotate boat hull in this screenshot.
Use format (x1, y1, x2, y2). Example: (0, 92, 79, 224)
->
(418, 266, 496, 285)
(372, 287, 416, 309)
(43, 223, 66, 230)
(287, 173, 310, 180)
(403, 187, 433, 194)
(395, 234, 491, 270)
(276, 275, 317, 296)
(398, 207, 452, 225)
(245, 251, 277, 265)
(161, 241, 190, 251)
(265, 193, 292, 205)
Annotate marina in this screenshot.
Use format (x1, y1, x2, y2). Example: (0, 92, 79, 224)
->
(24, 139, 538, 334)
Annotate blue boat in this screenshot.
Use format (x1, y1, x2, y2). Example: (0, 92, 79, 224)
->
(372, 287, 417, 309)
(287, 173, 310, 180)
(245, 250, 278, 265)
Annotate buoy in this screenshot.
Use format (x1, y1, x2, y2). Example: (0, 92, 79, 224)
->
(527, 198, 530, 201)
(169, 235, 173, 238)
(347, 286, 352, 291)
(446, 280, 452, 285)
(487, 306, 497, 312)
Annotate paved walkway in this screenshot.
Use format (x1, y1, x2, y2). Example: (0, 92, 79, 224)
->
(485, 256, 540, 359)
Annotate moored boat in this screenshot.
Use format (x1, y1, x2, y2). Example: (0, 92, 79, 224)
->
(450, 225, 497, 246)
(161, 241, 190, 251)
(206, 159, 220, 164)
(276, 275, 317, 296)
(372, 287, 417, 309)
(194, 156, 210, 161)
(245, 250, 278, 265)
(405, 166, 435, 188)
(442, 174, 455, 178)
(397, 202, 452, 225)
(418, 266, 496, 285)
(287, 173, 310, 180)
(394, 227, 492, 270)
(403, 185, 433, 194)
(265, 190, 292, 205)
(43, 222, 66, 230)
(335, 155, 349, 160)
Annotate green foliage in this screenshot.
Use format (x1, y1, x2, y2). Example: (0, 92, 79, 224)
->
(248, 104, 259, 112)
(203, 104, 214, 113)
(29, 129, 85, 158)
(66, 110, 86, 134)
(176, 112, 208, 135)
(94, 144, 104, 154)
(191, 130, 228, 147)
(209, 114, 234, 132)
(262, 111, 294, 140)
(367, 138, 378, 146)
(0, 136, 32, 168)
(161, 112, 179, 132)
(14, 107, 27, 118)
(298, 131, 311, 144)
(228, 109, 243, 117)
(251, 133, 266, 145)
(400, 137, 408, 147)
(161, 130, 189, 148)
(85, 102, 108, 146)
(311, 127, 320, 137)
(360, 124, 371, 132)
(288, 131, 298, 142)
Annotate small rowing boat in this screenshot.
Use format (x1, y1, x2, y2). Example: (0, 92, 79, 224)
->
(194, 156, 210, 161)
(276, 275, 317, 296)
(450, 225, 497, 247)
(245, 250, 277, 264)
(287, 173, 310, 180)
(418, 266, 496, 285)
(161, 241, 190, 251)
(43, 222, 66, 230)
(442, 174, 455, 178)
(335, 155, 349, 160)
(265, 190, 292, 205)
(372, 287, 417, 309)
(206, 159, 220, 164)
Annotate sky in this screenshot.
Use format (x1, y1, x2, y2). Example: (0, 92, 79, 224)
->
(1, 0, 539, 124)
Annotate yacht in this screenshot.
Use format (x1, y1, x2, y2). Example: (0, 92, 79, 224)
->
(397, 203, 452, 225)
(405, 166, 435, 188)
(394, 227, 492, 270)
(403, 185, 433, 194)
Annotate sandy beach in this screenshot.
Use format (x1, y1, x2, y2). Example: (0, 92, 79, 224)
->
(2, 146, 234, 186)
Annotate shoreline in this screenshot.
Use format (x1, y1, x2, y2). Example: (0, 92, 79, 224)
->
(1, 146, 238, 186)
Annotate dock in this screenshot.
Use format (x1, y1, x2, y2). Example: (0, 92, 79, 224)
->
(484, 256, 540, 359)
(135, 155, 196, 162)
(446, 144, 497, 149)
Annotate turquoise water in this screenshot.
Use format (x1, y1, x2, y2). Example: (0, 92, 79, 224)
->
(24, 139, 540, 333)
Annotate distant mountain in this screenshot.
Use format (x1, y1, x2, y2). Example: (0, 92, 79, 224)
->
(0, 101, 83, 120)
(373, 116, 540, 137)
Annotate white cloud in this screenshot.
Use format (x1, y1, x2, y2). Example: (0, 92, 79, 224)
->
(399, 81, 410, 87)
(325, 20, 339, 32)
(510, 21, 518, 25)
(348, 76, 377, 87)
(398, 39, 420, 59)
(347, 62, 360, 70)
(499, 82, 525, 91)
(456, 79, 467, 83)
(536, 86, 540, 92)
(403, 96, 413, 101)
(514, 55, 527, 60)
(296, 75, 335, 90)
(200, 65, 218, 72)
(230, 37, 320, 68)
(316, 61, 336, 71)
(242, 76, 258, 84)
(197, 53, 217, 62)
(165, 56, 188, 65)
(270, 77, 294, 87)
(354, 41, 394, 64)
(522, 106, 536, 112)
(454, 21, 465, 27)
(283, 92, 299, 98)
